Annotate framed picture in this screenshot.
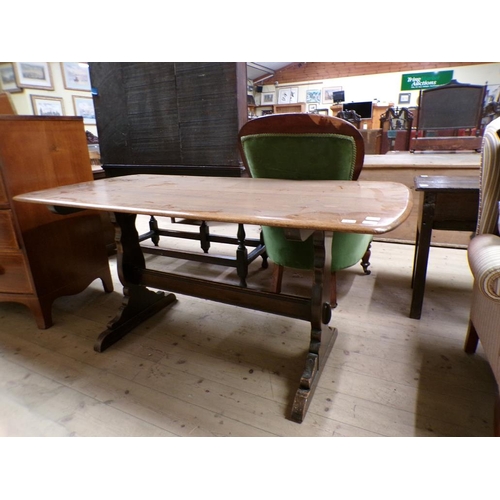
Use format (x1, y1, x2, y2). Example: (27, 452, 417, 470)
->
(398, 92, 411, 105)
(322, 87, 342, 104)
(0, 63, 21, 92)
(316, 108, 329, 116)
(72, 95, 96, 124)
(261, 109, 273, 116)
(31, 95, 65, 116)
(278, 87, 298, 104)
(61, 62, 91, 91)
(308, 104, 318, 112)
(14, 62, 53, 90)
(306, 89, 321, 103)
(261, 92, 275, 105)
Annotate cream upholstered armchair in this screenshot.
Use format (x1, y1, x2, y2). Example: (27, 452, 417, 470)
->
(464, 116, 500, 436)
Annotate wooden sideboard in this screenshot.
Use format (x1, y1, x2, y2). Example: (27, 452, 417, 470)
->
(0, 116, 113, 328)
(330, 103, 388, 130)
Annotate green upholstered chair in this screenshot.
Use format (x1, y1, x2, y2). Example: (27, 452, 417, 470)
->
(238, 113, 373, 307)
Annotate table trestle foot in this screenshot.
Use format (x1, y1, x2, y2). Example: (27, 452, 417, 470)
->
(95, 285, 177, 352)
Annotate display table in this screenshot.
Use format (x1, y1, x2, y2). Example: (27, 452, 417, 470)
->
(15, 174, 412, 423)
(360, 152, 481, 246)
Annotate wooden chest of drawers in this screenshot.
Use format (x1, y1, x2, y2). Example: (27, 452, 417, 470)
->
(0, 116, 113, 328)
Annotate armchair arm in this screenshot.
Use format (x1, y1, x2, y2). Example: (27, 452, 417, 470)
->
(468, 234, 500, 301)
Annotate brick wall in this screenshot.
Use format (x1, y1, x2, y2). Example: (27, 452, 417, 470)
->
(268, 62, 487, 84)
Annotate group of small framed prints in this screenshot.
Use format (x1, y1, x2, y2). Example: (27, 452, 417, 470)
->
(0, 62, 95, 124)
(260, 86, 343, 107)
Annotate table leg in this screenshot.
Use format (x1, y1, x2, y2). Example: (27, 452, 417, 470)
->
(236, 223, 248, 287)
(94, 212, 176, 352)
(200, 221, 210, 253)
(149, 216, 160, 246)
(290, 231, 337, 423)
(410, 192, 436, 319)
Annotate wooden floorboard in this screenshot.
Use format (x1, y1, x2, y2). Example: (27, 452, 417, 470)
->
(0, 216, 497, 436)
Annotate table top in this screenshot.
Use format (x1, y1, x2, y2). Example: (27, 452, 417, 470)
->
(14, 174, 413, 235)
(414, 175, 479, 192)
(365, 152, 481, 169)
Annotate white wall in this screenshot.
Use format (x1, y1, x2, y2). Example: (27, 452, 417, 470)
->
(5, 62, 97, 135)
(257, 63, 500, 113)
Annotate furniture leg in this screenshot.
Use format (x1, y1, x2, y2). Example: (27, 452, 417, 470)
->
(411, 225, 420, 288)
(290, 231, 337, 423)
(330, 272, 337, 308)
(95, 212, 176, 352)
(410, 192, 436, 319)
(149, 216, 160, 246)
(200, 221, 210, 253)
(271, 265, 284, 294)
(236, 223, 248, 287)
(361, 242, 372, 275)
(495, 392, 500, 438)
(259, 230, 269, 269)
(464, 320, 479, 354)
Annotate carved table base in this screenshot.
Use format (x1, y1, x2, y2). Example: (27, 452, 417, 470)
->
(97, 212, 337, 423)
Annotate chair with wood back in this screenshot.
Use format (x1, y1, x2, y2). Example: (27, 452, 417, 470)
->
(238, 113, 372, 307)
(336, 109, 362, 129)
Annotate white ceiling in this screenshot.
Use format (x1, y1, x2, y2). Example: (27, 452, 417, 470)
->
(247, 62, 292, 82)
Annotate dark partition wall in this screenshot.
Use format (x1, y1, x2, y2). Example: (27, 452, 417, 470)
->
(88, 62, 247, 172)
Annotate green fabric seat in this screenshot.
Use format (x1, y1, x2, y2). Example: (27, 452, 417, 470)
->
(238, 113, 373, 306)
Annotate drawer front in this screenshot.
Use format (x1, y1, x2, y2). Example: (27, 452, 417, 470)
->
(0, 252, 33, 294)
(0, 210, 20, 250)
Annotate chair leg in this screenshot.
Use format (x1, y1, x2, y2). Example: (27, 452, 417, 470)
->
(464, 320, 479, 354)
(271, 264, 284, 294)
(330, 272, 338, 308)
(361, 242, 372, 275)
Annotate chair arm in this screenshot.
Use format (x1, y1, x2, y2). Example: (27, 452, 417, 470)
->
(468, 234, 500, 301)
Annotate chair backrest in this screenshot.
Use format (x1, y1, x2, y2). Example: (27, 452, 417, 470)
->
(336, 110, 362, 129)
(379, 107, 414, 131)
(238, 113, 365, 181)
(476, 116, 500, 235)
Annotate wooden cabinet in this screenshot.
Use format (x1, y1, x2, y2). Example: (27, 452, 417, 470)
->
(273, 103, 306, 114)
(0, 116, 113, 328)
(330, 103, 388, 130)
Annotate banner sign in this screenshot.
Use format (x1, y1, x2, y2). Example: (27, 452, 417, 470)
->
(401, 70, 454, 91)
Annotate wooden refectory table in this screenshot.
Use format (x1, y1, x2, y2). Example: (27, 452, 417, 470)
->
(15, 174, 412, 423)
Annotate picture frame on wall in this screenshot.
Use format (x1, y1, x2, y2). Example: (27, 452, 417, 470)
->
(261, 92, 275, 105)
(31, 95, 65, 116)
(72, 95, 96, 124)
(308, 104, 318, 112)
(278, 87, 298, 104)
(0, 63, 21, 93)
(14, 62, 53, 90)
(306, 89, 321, 103)
(322, 87, 342, 104)
(61, 62, 92, 91)
(398, 92, 411, 105)
(316, 109, 329, 116)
